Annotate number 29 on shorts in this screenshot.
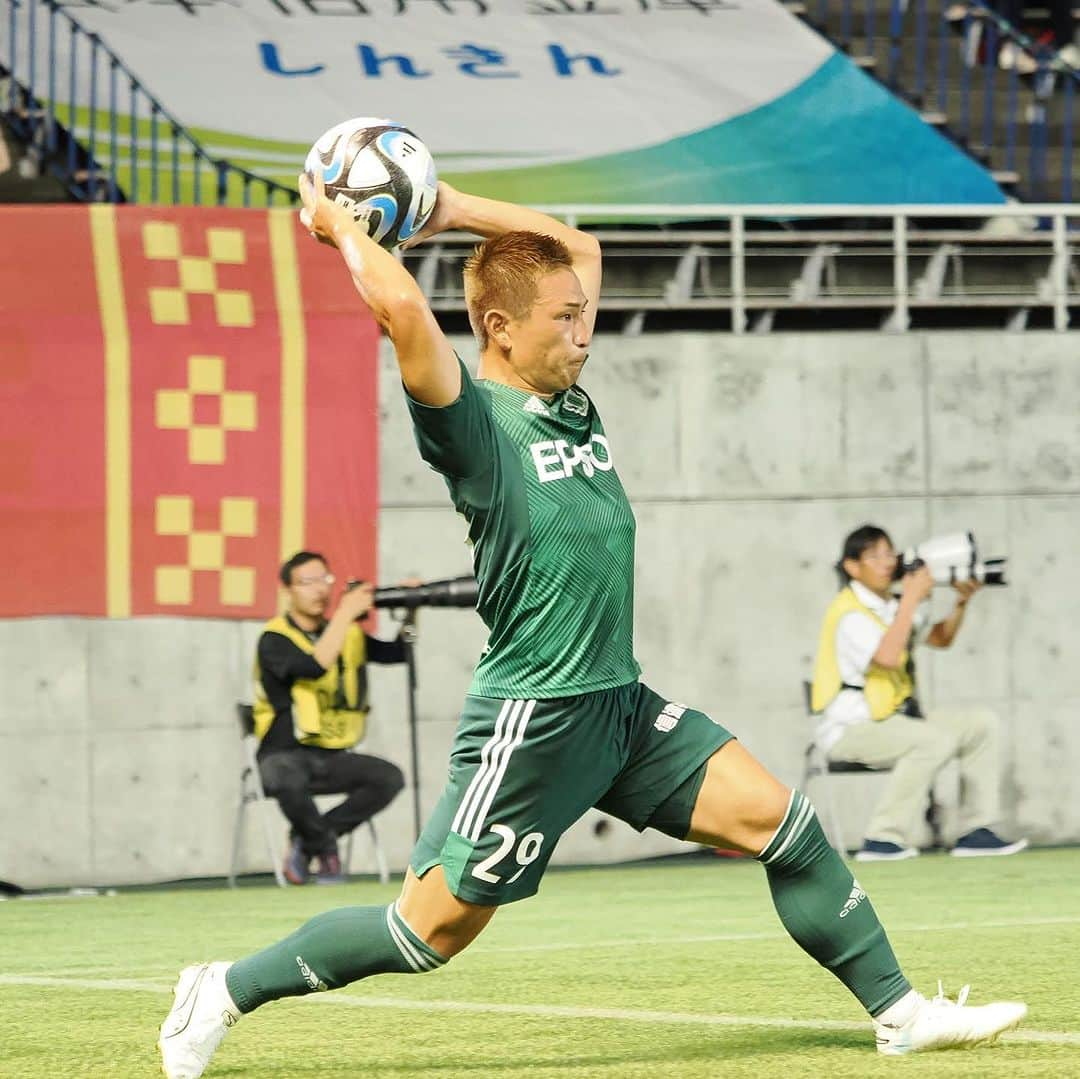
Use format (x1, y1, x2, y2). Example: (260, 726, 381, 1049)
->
(471, 825, 545, 884)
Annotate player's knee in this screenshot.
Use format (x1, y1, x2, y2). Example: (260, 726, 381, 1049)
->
(735, 777, 792, 838)
(397, 868, 497, 959)
(763, 784, 795, 828)
(404, 911, 490, 962)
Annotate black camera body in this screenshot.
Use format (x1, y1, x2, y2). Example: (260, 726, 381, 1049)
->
(347, 575, 479, 610)
(892, 555, 926, 579)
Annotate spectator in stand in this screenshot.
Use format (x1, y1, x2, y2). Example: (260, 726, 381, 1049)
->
(949, 0, 1078, 72)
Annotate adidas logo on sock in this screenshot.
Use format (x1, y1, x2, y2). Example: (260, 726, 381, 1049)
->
(839, 878, 867, 919)
(295, 955, 329, 992)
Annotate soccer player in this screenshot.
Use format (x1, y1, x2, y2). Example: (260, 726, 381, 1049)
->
(159, 174, 1026, 1078)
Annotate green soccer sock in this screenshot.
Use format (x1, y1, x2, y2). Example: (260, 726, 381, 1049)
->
(224, 901, 446, 1013)
(757, 790, 911, 1016)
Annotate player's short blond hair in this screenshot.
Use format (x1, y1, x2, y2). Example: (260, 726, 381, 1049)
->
(463, 230, 573, 350)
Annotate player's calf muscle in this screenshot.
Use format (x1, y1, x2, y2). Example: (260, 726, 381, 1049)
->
(398, 865, 497, 957)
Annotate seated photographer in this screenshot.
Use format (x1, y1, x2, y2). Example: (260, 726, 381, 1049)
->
(253, 550, 406, 885)
(810, 525, 1027, 862)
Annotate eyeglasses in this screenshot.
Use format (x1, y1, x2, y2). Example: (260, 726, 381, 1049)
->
(293, 573, 335, 587)
(859, 550, 896, 563)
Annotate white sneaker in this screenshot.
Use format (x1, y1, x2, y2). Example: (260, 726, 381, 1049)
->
(159, 961, 240, 1078)
(875, 982, 1027, 1055)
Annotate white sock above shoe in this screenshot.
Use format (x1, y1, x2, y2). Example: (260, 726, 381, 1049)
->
(875, 988, 922, 1028)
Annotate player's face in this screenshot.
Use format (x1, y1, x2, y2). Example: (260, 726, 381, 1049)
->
(844, 539, 897, 598)
(287, 558, 334, 621)
(507, 268, 591, 395)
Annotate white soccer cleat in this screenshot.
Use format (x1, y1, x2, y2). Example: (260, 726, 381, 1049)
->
(874, 981, 1027, 1055)
(159, 961, 240, 1078)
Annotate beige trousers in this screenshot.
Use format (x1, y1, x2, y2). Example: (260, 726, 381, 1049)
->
(826, 706, 1000, 847)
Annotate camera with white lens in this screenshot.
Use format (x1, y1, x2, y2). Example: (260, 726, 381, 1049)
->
(895, 532, 1007, 587)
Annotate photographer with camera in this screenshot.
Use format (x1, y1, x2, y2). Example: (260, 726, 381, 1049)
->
(810, 525, 1027, 862)
(252, 550, 407, 885)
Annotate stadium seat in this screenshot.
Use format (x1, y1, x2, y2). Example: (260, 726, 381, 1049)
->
(227, 703, 390, 887)
(798, 681, 895, 858)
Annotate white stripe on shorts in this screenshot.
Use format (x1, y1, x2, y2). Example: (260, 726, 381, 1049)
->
(467, 699, 535, 842)
(452, 698, 519, 838)
(452, 698, 535, 842)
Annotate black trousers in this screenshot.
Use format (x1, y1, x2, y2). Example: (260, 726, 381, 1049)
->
(259, 747, 404, 856)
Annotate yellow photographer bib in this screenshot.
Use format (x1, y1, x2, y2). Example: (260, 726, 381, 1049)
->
(811, 587, 913, 720)
(253, 616, 368, 749)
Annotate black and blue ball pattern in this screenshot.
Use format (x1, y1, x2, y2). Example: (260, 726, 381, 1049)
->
(305, 117, 438, 250)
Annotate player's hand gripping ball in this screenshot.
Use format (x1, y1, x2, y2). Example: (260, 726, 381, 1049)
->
(303, 117, 438, 250)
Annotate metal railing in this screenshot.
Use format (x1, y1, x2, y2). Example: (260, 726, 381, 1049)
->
(1, 0, 299, 206)
(405, 204, 1079, 332)
(804, 0, 1079, 201)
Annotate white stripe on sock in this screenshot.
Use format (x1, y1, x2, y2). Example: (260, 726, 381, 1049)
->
(764, 795, 816, 865)
(385, 905, 427, 972)
(393, 902, 444, 969)
(757, 790, 798, 861)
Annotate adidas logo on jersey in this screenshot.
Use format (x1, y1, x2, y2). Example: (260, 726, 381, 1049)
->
(654, 701, 687, 733)
(523, 396, 550, 416)
(839, 879, 867, 919)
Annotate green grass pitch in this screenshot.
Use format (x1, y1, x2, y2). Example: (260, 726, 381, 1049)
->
(2, 849, 1078, 1077)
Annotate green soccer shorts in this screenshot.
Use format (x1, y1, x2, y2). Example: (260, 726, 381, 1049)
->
(410, 680, 735, 905)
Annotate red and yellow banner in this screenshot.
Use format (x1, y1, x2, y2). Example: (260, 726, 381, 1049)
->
(0, 205, 379, 618)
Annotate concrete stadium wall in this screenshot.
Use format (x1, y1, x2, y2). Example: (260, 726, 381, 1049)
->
(3, 331, 1078, 889)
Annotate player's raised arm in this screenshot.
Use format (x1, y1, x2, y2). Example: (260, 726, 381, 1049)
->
(405, 182, 602, 339)
(298, 172, 460, 407)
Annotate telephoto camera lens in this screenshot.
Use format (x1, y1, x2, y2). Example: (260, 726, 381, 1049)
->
(372, 575, 478, 609)
(975, 559, 1008, 586)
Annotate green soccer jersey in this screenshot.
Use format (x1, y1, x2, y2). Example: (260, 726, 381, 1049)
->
(407, 359, 640, 699)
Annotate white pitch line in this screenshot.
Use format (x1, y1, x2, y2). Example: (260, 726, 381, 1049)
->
(0, 965, 169, 978)
(1, 974, 1077, 1047)
(308, 994, 1080, 1047)
(1, 975, 172, 992)
(486, 914, 1080, 954)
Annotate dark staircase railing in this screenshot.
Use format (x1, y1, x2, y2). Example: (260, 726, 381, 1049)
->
(796, 0, 1078, 201)
(1, 0, 299, 206)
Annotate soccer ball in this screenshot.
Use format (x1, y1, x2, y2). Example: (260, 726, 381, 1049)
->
(304, 117, 438, 250)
